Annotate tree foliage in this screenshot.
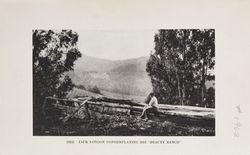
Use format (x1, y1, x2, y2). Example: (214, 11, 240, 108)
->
(33, 30, 81, 99)
(33, 30, 82, 130)
(146, 29, 215, 107)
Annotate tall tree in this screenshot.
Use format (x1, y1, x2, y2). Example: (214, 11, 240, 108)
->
(33, 30, 82, 132)
(146, 29, 215, 107)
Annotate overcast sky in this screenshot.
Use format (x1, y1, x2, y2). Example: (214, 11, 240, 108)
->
(78, 30, 157, 60)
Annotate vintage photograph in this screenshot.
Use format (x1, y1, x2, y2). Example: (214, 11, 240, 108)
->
(33, 29, 215, 136)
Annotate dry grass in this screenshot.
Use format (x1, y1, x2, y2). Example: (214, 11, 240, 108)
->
(40, 110, 215, 136)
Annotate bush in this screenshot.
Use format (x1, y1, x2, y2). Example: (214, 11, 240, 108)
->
(74, 84, 86, 90)
(90, 86, 102, 94)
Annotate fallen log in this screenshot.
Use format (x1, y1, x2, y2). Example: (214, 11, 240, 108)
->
(78, 96, 215, 113)
(77, 95, 136, 104)
(44, 96, 215, 122)
(84, 101, 214, 120)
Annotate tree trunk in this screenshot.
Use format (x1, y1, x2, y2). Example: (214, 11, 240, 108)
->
(175, 69, 183, 105)
(182, 83, 186, 105)
(201, 58, 206, 107)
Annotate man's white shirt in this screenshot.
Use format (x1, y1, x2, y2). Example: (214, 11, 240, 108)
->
(148, 96, 159, 108)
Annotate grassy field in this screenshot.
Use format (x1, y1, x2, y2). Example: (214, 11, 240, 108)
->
(67, 87, 147, 102)
(100, 90, 147, 102)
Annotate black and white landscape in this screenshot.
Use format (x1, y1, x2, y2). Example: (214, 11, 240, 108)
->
(33, 29, 215, 136)
(67, 55, 152, 101)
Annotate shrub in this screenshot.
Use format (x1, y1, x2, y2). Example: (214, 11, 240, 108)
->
(90, 86, 102, 94)
(74, 84, 86, 90)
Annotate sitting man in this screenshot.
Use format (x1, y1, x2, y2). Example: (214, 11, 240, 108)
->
(140, 92, 159, 120)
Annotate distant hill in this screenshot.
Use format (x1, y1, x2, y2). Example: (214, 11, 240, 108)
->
(73, 55, 116, 72)
(68, 55, 153, 98)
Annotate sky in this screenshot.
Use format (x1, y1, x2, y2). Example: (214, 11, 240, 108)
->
(77, 30, 157, 60)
